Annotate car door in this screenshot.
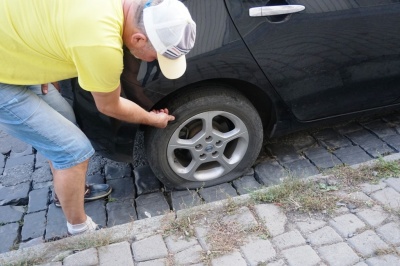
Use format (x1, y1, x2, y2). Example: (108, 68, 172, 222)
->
(225, 0, 400, 121)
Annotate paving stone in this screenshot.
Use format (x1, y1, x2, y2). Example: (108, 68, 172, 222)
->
(132, 234, 168, 261)
(7, 138, 32, 158)
(313, 128, 352, 150)
(384, 177, 400, 193)
(45, 204, 67, 240)
(304, 147, 342, 170)
(27, 187, 49, 213)
(136, 192, 170, 219)
(365, 254, 400, 266)
(334, 146, 372, 165)
(0, 223, 19, 253)
(86, 154, 106, 176)
(137, 259, 166, 266)
(346, 191, 372, 203)
(307, 226, 342, 246)
(198, 183, 237, 203)
(296, 219, 326, 234)
(21, 210, 46, 241)
(174, 244, 203, 265)
(211, 251, 247, 266)
(362, 120, 397, 138)
(36, 262, 62, 266)
(0, 133, 12, 154)
(347, 230, 389, 256)
(329, 213, 365, 237)
(35, 152, 49, 168)
(282, 159, 319, 178)
(0, 182, 30, 206)
(376, 222, 400, 245)
(194, 226, 210, 251)
(371, 187, 400, 210)
(356, 206, 389, 227)
(281, 245, 321, 266)
(104, 161, 131, 180)
(31, 164, 53, 184)
(85, 200, 106, 227)
(272, 230, 306, 250)
(266, 143, 302, 163)
(99, 241, 134, 266)
(254, 204, 287, 237)
(85, 173, 105, 184)
(171, 190, 202, 211)
(361, 181, 386, 194)
(107, 177, 135, 201)
(335, 122, 363, 135)
(0, 205, 24, 224)
(63, 247, 98, 266)
(290, 133, 317, 152)
(18, 237, 44, 250)
(318, 242, 359, 266)
(4, 155, 34, 169)
(240, 237, 276, 266)
(222, 206, 258, 230)
(33, 181, 53, 190)
(232, 176, 262, 195)
(1, 161, 33, 186)
(134, 165, 162, 196)
(107, 199, 137, 226)
(165, 235, 198, 253)
(383, 135, 400, 152)
(267, 259, 286, 266)
(346, 129, 394, 158)
(0, 154, 4, 171)
(254, 160, 287, 186)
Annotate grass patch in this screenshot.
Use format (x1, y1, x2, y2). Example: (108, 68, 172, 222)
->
(251, 178, 341, 213)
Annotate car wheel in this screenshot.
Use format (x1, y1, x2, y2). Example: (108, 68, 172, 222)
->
(145, 86, 263, 189)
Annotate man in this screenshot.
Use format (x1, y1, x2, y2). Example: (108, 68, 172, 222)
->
(0, 0, 196, 235)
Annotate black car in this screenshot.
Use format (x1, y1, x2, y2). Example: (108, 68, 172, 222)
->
(73, 0, 400, 189)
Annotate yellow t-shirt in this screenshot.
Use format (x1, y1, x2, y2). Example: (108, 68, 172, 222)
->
(0, 0, 124, 92)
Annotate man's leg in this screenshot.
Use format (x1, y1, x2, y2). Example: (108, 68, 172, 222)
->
(0, 83, 96, 234)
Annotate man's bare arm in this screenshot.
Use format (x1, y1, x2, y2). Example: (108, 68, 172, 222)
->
(91, 85, 174, 128)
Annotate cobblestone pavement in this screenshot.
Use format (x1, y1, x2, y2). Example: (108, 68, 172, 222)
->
(2, 110, 400, 261)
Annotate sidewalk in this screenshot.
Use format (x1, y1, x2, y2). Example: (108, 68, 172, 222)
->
(1, 156, 400, 266)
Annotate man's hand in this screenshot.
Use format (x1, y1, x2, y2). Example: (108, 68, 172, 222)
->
(149, 108, 175, 128)
(41, 82, 61, 94)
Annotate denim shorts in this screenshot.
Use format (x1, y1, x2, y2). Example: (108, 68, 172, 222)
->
(0, 83, 94, 170)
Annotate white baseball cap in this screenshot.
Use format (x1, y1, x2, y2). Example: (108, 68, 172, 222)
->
(143, 0, 196, 79)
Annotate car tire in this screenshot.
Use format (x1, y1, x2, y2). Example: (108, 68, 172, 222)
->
(145, 86, 263, 189)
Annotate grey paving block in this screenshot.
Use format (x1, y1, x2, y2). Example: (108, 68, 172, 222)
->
(34, 152, 49, 168)
(361, 181, 386, 194)
(282, 159, 319, 178)
(0, 182, 30, 206)
(18, 237, 44, 250)
(371, 187, 400, 210)
(63, 247, 98, 266)
(85, 200, 106, 227)
(329, 213, 365, 237)
(296, 219, 326, 234)
(232, 176, 262, 195)
(376, 222, 400, 245)
(254, 204, 287, 237)
(4, 155, 34, 169)
(254, 160, 287, 186)
(86, 154, 106, 176)
(307, 226, 342, 246)
(362, 119, 397, 138)
(272, 230, 306, 250)
(0, 205, 24, 224)
(334, 122, 363, 135)
(240, 238, 276, 265)
(136, 192, 170, 219)
(174, 244, 203, 265)
(348, 230, 389, 257)
(134, 165, 162, 196)
(356, 206, 389, 227)
(304, 147, 342, 170)
(99, 241, 134, 266)
(104, 161, 131, 180)
(107, 199, 137, 226)
(27, 187, 49, 213)
(384, 177, 400, 193)
(194, 226, 210, 251)
(7, 138, 32, 158)
(334, 146, 372, 165)
(265, 143, 302, 163)
(290, 133, 318, 152)
(281, 245, 321, 266)
(211, 251, 247, 266)
(318, 242, 359, 266)
(21, 210, 46, 241)
(0, 154, 4, 170)
(137, 259, 166, 266)
(312, 128, 352, 150)
(0, 223, 19, 253)
(383, 135, 400, 152)
(45, 204, 67, 240)
(1, 161, 34, 186)
(198, 183, 237, 203)
(132, 234, 168, 262)
(170, 190, 202, 211)
(0, 132, 12, 154)
(222, 206, 258, 231)
(85, 173, 105, 184)
(165, 235, 198, 253)
(346, 129, 394, 157)
(107, 177, 135, 201)
(365, 254, 400, 266)
(31, 164, 53, 184)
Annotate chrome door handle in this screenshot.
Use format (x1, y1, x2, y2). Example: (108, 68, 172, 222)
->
(249, 5, 305, 17)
